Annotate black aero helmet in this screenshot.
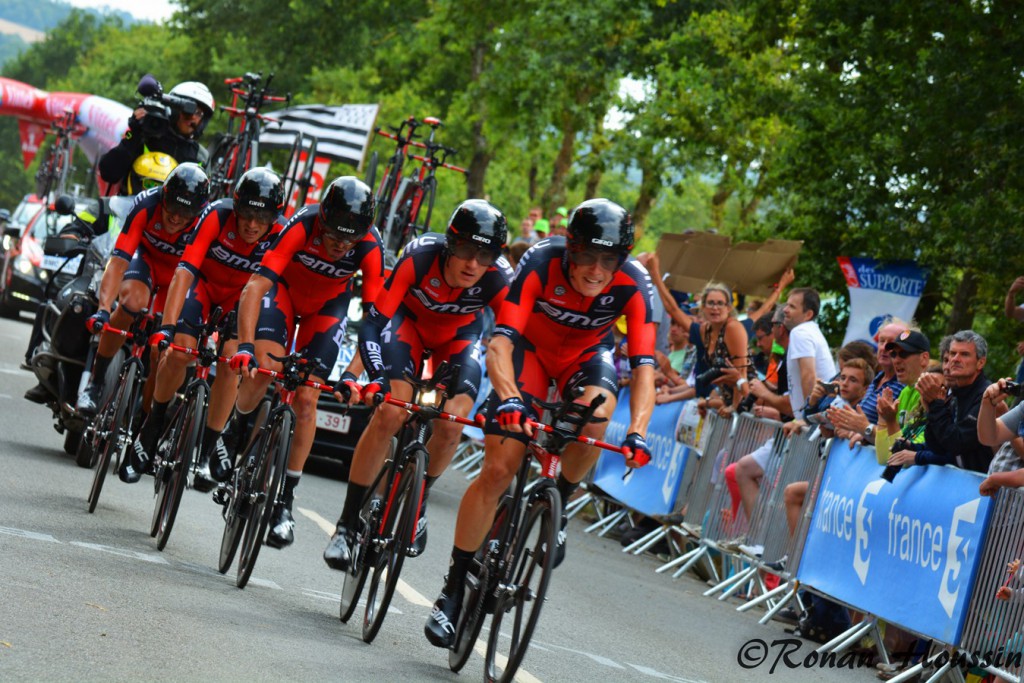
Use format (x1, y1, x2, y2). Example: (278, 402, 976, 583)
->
(446, 199, 508, 254)
(234, 167, 284, 222)
(567, 198, 635, 255)
(162, 162, 211, 218)
(318, 176, 375, 241)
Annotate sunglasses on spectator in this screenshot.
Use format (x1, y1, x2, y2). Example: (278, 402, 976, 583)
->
(569, 248, 622, 271)
(703, 300, 728, 308)
(890, 349, 921, 359)
(451, 240, 498, 266)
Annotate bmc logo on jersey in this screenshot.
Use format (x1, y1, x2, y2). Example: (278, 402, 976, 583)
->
(143, 232, 185, 257)
(211, 244, 258, 271)
(296, 253, 352, 278)
(411, 288, 482, 315)
(536, 300, 616, 329)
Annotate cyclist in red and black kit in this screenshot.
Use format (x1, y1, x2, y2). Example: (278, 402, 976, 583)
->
(77, 163, 211, 420)
(124, 168, 286, 486)
(425, 198, 657, 647)
(227, 176, 384, 549)
(322, 199, 513, 571)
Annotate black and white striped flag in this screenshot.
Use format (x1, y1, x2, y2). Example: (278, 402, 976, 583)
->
(259, 103, 380, 170)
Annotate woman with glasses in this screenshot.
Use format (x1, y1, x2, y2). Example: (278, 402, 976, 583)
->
(646, 254, 751, 414)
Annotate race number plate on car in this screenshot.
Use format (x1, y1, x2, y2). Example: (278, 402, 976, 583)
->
(316, 410, 352, 434)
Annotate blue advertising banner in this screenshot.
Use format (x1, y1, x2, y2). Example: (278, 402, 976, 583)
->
(796, 441, 992, 644)
(592, 389, 690, 516)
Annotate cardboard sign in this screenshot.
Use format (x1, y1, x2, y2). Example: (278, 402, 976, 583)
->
(655, 232, 802, 297)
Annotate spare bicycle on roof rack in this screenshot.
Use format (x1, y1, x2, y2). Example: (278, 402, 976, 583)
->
(368, 116, 467, 267)
(35, 108, 87, 202)
(205, 72, 318, 208)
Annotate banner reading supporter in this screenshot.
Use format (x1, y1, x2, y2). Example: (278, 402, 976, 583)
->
(837, 257, 929, 348)
(797, 441, 992, 644)
(592, 389, 690, 516)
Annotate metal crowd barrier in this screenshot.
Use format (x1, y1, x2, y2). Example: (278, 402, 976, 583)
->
(700, 414, 786, 601)
(735, 426, 826, 623)
(957, 486, 1024, 683)
(655, 411, 734, 579)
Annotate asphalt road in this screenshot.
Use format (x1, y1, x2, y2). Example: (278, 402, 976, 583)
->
(0, 312, 873, 682)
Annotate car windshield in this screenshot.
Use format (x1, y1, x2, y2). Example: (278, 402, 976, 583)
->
(30, 210, 74, 241)
(10, 200, 43, 230)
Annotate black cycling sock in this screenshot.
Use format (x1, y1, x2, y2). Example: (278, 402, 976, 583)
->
(443, 546, 476, 597)
(340, 483, 368, 529)
(140, 399, 170, 453)
(199, 426, 220, 463)
(422, 474, 440, 509)
(281, 474, 300, 509)
(92, 354, 111, 386)
(556, 474, 580, 507)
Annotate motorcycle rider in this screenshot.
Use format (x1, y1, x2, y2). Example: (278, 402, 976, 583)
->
(98, 75, 213, 195)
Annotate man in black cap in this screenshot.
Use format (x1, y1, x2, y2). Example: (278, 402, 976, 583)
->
(874, 329, 931, 465)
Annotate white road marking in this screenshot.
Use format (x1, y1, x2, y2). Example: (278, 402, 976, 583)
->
(70, 541, 171, 564)
(0, 526, 59, 542)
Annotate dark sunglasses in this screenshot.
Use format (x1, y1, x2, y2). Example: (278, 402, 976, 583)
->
(451, 240, 498, 266)
(569, 248, 622, 271)
(890, 349, 920, 359)
(236, 206, 277, 224)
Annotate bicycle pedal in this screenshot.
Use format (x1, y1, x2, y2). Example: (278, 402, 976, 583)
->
(212, 486, 230, 507)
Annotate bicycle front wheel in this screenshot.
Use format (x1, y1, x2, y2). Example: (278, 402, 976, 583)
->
(87, 362, 138, 514)
(340, 438, 396, 624)
(218, 401, 270, 574)
(362, 443, 425, 643)
(484, 485, 561, 683)
(450, 495, 512, 672)
(236, 409, 291, 589)
(155, 384, 206, 550)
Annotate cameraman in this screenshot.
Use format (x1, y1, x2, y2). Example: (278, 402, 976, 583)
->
(98, 75, 214, 194)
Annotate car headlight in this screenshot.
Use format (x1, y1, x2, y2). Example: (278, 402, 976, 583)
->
(15, 255, 34, 275)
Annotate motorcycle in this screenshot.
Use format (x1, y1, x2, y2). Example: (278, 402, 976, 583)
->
(26, 195, 132, 465)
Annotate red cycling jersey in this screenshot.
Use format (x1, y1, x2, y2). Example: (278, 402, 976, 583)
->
(111, 187, 200, 287)
(360, 233, 512, 375)
(494, 237, 656, 371)
(177, 198, 284, 306)
(256, 204, 384, 317)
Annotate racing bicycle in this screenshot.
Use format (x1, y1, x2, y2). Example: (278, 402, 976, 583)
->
(339, 360, 479, 643)
(448, 390, 642, 682)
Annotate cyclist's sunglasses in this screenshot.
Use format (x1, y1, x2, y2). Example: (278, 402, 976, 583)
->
(569, 247, 623, 271)
(451, 240, 499, 266)
(140, 177, 162, 191)
(236, 206, 277, 224)
(163, 200, 198, 223)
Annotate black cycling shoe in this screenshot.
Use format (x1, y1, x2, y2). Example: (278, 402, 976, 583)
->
(192, 457, 217, 493)
(265, 505, 295, 549)
(424, 591, 461, 648)
(406, 514, 428, 558)
(118, 438, 151, 484)
(323, 525, 353, 571)
(76, 381, 104, 417)
(208, 438, 235, 483)
(23, 383, 49, 404)
(553, 513, 568, 568)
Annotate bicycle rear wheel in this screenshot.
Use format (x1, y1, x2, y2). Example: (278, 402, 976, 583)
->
(150, 402, 185, 537)
(236, 409, 291, 589)
(218, 401, 269, 574)
(340, 437, 396, 624)
(362, 443, 424, 643)
(87, 362, 137, 514)
(155, 385, 205, 550)
(484, 485, 561, 683)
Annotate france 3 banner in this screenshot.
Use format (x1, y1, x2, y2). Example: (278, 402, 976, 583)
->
(796, 441, 992, 644)
(592, 389, 690, 516)
(837, 257, 929, 348)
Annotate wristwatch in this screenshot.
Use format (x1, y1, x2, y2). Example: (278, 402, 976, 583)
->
(863, 424, 875, 440)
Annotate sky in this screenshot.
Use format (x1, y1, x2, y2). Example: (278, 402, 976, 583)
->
(63, 0, 176, 23)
